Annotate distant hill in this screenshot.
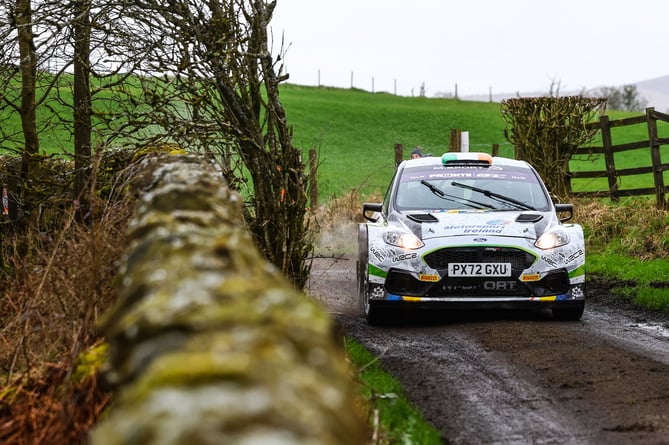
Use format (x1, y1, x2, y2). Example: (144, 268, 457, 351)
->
(636, 75, 669, 113)
(461, 74, 669, 113)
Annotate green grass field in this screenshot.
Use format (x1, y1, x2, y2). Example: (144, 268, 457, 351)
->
(278, 84, 669, 200)
(4, 80, 668, 201)
(279, 85, 513, 200)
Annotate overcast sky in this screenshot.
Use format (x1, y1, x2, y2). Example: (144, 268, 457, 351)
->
(270, 0, 668, 98)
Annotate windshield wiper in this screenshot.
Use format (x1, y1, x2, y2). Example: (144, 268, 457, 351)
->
(450, 181, 535, 210)
(420, 180, 493, 209)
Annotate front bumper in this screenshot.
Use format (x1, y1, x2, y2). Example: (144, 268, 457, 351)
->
(369, 268, 586, 308)
(384, 267, 574, 298)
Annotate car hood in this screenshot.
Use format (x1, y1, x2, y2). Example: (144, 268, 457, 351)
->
(399, 210, 553, 241)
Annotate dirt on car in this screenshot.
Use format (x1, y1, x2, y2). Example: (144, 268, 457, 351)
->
(308, 251, 669, 444)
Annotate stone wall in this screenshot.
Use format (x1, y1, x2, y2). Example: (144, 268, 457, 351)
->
(91, 155, 366, 445)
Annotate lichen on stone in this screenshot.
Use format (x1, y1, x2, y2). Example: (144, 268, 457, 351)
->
(92, 155, 366, 445)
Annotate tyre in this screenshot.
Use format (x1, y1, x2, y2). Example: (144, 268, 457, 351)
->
(357, 224, 384, 325)
(552, 303, 585, 321)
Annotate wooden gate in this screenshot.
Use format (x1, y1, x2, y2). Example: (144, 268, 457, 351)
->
(568, 107, 669, 209)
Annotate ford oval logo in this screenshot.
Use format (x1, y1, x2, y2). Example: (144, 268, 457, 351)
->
(473, 238, 487, 242)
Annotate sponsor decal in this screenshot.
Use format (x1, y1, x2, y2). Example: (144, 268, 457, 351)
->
(419, 274, 440, 282)
(370, 245, 385, 262)
(569, 265, 586, 278)
(483, 280, 517, 290)
(570, 285, 585, 299)
(520, 273, 541, 282)
(392, 252, 418, 262)
(443, 224, 506, 234)
(486, 219, 512, 226)
(564, 249, 584, 264)
(443, 209, 486, 214)
(441, 284, 477, 291)
(368, 264, 388, 279)
(439, 281, 518, 292)
(530, 296, 557, 302)
(474, 173, 505, 178)
(428, 172, 474, 179)
(473, 238, 488, 242)
(541, 254, 559, 268)
(542, 249, 584, 268)
(402, 296, 422, 302)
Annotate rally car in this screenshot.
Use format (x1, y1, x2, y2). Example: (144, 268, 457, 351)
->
(357, 152, 586, 324)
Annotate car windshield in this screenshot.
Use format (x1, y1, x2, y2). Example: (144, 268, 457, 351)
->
(394, 164, 550, 212)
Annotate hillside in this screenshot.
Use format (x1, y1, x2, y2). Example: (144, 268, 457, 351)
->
(279, 85, 513, 200)
(279, 84, 669, 203)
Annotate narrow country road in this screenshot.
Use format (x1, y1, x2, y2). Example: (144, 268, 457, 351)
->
(308, 254, 669, 444)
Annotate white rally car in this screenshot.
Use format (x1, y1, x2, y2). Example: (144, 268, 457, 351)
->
(357, 152, 586, 324)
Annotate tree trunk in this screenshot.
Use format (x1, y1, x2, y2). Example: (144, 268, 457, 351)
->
(73, 0, 92, 219)
(15, 0, 39, 224)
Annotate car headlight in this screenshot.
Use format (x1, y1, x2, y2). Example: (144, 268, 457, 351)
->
(535, 229, 570, 249)
(384, 231, 424, 249)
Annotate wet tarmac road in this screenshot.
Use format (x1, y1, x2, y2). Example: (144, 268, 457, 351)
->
(308, 254, 669, 444)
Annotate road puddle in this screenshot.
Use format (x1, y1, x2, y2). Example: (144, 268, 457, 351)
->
(633, 322, 669, 339)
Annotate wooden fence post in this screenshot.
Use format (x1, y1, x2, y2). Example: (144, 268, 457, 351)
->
(449, 129, 461, 152)
(492, 144, 499, 157)
(394, 143, 403, 167)
(308, 149, 318, 210)
(646, 107, 667, 209)
(599, 115, 619, 202)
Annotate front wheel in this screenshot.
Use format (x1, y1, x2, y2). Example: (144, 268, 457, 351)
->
(358, 224, 385, 325)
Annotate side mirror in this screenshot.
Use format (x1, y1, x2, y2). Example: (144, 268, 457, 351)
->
(362, 203, 383, 222)
(554, 203, 573, 223)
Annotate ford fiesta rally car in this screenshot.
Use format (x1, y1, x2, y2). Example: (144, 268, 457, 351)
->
(357, 152, 586, 324)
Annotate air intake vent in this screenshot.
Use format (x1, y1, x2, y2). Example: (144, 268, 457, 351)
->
(407, 213, 439, 223)
(516, 213, 543, 223)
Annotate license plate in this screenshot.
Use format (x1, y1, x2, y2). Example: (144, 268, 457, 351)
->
(448, 263, 511, 277)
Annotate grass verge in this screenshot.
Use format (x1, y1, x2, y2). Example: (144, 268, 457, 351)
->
(577, 196, 669, 314)
(345, 338, 443, 445)
(589, 253, 669, 312)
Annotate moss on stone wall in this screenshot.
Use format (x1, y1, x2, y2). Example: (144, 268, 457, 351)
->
(90, 155, 367, 445)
